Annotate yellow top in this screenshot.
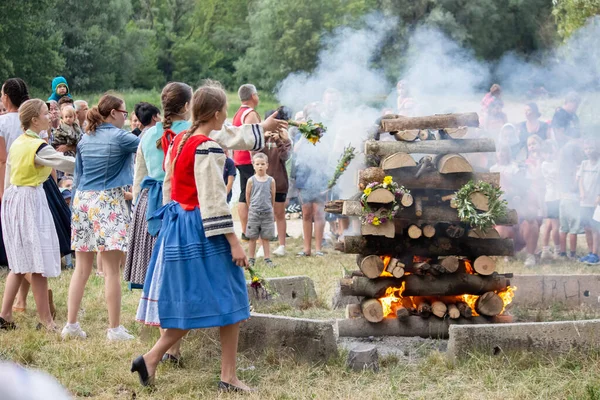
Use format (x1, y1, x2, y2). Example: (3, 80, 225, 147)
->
(8, 134, 52, 187)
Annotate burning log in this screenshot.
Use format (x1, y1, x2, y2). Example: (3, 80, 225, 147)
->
(361, 298, 384, 323)
(395, 303, 411, 320)
(380, 112, 480, 132)
(339, 274, 510, 298)
(473, 255, 496, 276)
(407, 225, 422, 239)
(337, 315, 513, 339)
(365, 138, 495, 157)
(422, 224, 436, 238)
(380, 152, 416, 169)
(434, 154, 473, 174)
(386, 260, 405, 278)
(416, 299, 432, 318)
(345, 304, 362, 319)
(447, 303, 460, 319)
(325, 200, 518, 225)
(358, 255, 385, 279)
(431, 301, 447, 318)
(336, 236, 515, 258)
(456, 301, 473, 318)
(393, 130, 419, 142)
(440, 256, 460, 273)
(475, 292, 504, 316)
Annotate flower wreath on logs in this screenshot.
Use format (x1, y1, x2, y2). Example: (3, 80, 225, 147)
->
(454, 180, 508, 231)
(360, 176, 409, 226)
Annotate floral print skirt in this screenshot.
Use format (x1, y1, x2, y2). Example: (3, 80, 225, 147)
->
(71, 187, 131, 252)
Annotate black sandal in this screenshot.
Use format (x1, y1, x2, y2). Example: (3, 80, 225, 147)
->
(0, 316, 16, 330)
(131, 356, 154, 387)
(218, 381, 255, 392)
(161, 353, 183, 367)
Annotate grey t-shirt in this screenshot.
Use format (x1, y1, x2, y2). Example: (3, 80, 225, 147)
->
(577, 159, 600, 207)
(249, 175, 273, 213)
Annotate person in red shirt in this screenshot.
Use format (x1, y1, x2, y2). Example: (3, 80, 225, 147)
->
(232, 84, 261, 240)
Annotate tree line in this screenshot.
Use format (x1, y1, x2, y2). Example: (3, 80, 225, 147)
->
(0, 0, 596, 95)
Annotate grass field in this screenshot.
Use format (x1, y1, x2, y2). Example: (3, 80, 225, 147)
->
(2, 237, 600, 399)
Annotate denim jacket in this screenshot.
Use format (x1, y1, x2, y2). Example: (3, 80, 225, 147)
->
(74, 123, 140, 192)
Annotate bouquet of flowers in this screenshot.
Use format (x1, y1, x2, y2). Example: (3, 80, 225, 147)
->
(360, 176, 409, 226)
(327, 145, 357, 189)
(288, 120, 326, 145)
(247, 267, 277, 300)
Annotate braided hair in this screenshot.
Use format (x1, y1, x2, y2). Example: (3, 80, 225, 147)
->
(2, 78, 30, 108)
(157, 82, 192, 149)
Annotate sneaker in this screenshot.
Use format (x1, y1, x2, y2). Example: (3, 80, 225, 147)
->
(568, 251, 577, 260)
(581, 253, 600, 265)
(540, 247, 553, 261)
(61, 322, 87, 339)
(273, 245, 286, 257)
(264, 258, 276, 268)
(256, 246, 264, 258)
(248, 258, 255, 267)
(107, 325, 134, 341)
(524, 254, 536, 268)
(578, 253, 593, 263)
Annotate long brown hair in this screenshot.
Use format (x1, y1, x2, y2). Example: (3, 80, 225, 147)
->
(86, 93, 124, 133)
(157, 82, 192, 149)
(170, 81, 227, 174)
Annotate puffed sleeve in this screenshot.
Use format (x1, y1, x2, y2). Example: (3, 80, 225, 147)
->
(162, 148, 172, 205)
(194, 141, 234, 237)
(132, 145, 147, 203)
(34, 144, 75, 174)
(209, 123, 264, 151)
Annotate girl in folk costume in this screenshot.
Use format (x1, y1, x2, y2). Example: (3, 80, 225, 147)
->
(124, 82, 193, 287)
(63, 94, 140, 341)
(133, 82, 286, 391)
(0, 99, 75, 331)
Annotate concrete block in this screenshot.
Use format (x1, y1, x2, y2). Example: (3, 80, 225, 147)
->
(447, 319, 600, 360)
(511, 275, 600, 308)
(347, 344, 379, 372)
(247, 275, 317, 308)
(238, 313, 338, 363)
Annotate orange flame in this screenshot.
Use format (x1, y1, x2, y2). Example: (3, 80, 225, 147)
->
(379, 256, 393, 277)
(378, 281, 406, 317)
(464, 260, 474, 274)
(461, 294, 480, 316)
(497, 286, 517, 314)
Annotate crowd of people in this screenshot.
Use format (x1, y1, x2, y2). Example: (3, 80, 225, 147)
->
(0, 74, 595, 391)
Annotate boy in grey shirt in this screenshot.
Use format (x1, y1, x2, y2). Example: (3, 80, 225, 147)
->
(245, 153, 276, 267)
(577, 139, 600, 264)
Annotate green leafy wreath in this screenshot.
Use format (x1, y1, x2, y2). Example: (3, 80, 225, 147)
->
(455, 180, 508, 231)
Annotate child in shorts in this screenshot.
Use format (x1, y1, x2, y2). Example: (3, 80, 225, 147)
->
(540, 141, 560, 260)
(558, 140, 585, 258)
(577, 139, 600, 264)
(245, 153, 276, 267)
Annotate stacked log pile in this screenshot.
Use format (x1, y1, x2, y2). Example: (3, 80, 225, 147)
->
(326, 113, 517, 337)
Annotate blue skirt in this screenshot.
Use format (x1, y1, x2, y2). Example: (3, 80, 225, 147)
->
(136, 202, 250, 329)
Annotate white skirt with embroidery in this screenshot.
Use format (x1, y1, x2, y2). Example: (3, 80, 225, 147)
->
(1, 185, 61, 277)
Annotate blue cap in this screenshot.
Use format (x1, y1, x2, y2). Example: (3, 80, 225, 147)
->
(61, 189, 72, 199)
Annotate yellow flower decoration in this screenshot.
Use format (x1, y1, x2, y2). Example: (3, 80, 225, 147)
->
(363, 187, 372, 196)
(383, 176, 393, 185)
(372, 217, 381, 226)
(252, 276, 260, 283)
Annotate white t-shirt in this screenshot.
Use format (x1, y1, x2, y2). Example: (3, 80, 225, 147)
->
(577, 159, 600, 207)
(0, 112, 22, 151)
(541, 161, 560, 202)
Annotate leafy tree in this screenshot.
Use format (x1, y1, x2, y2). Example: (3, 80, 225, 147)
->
(553, 0, 600, 39)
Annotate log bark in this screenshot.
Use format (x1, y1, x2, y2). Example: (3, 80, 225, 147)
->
(345, 304, 363, 319)
(380, 152, 416, 169)
(366, 188, 395, 204)
(445, 224, 465, 238)
(473, 255, 496, 276)
(468, 228, 501, 239)
(412, 262, 430, 275)
(358, 167, 386, 190)
(422, 224, 436, 238)
(358, 255, 385, 279)
(324, 199, 344, 214)
(415, 196, 423, 217)
(326, 200, 518, 226)
(365, 138, 494, 157)
(435, 154, 473, 174)
(337, 315, 513, 338)
(340, 273, 510, 298)
(415, 156, 434, 179)
(475, 292, 504, 317)
(395, 305, 410, 320)
(385, 169, 500, 190)
(380, 113, 480, 132)
(416, 299, 432, 318)
(456, 302, 473, 318)
(447, 303, 460, 319)
(337, 235, 515, 257)
(431, 301, 447, 318)
(408, 224, 422, 239)
(393, 130, 419, 142)
(440, 256, 460, 273)
(443, 127, 468, 138)
(361, 298, 384, 323)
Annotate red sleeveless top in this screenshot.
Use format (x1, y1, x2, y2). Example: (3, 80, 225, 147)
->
(169, 132, 213, 210)
(232, 105, 255, 166)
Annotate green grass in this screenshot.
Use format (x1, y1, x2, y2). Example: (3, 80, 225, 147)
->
(75, 89, 280, 121)
(2, 237, 600, 398)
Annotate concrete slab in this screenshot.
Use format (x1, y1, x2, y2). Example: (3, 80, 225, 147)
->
(247, 275, 317, 308)
(238, 313, 338, 363)
(511, 275, 600, 308)
(447, 319, 600, 360)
